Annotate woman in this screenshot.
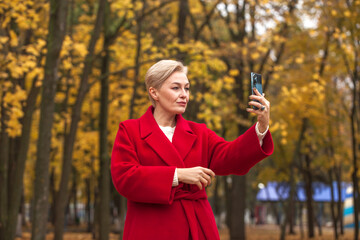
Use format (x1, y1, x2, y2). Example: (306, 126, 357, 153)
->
(111, 60, 273, 240)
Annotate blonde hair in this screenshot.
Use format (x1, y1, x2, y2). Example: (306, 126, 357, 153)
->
(145, 60, 187, 106)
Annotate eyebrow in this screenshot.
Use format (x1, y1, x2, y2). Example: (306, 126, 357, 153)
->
(171, 82, 190, 86)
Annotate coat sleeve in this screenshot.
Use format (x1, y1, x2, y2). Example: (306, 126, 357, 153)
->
(208, 124, 274, 175)
(111, 123, 176, 204)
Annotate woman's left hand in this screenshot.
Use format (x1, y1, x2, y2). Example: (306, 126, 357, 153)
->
(246, 88, 270, 133)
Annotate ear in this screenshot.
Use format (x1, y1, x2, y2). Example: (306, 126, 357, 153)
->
(149, 87, 158, 101)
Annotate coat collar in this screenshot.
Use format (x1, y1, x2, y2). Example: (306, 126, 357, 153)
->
(139, 106, 197, 167)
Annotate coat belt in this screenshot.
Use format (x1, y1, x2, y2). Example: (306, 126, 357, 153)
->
(173, 187, 218, 240)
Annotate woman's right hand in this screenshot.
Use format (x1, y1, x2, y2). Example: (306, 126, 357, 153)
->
(177, 167, 215, 190)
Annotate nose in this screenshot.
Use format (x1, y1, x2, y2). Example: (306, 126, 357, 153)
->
(179, 88, 188, 98)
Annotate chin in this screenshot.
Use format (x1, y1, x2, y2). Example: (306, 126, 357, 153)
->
(174, 106, 187, 114)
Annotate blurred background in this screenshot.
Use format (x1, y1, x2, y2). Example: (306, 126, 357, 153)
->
(0, 0, 359, 239)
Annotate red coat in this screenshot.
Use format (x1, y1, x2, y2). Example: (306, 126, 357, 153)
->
(111, 106, 273, 240)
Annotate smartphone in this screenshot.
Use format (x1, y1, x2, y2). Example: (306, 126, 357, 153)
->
(250, 72, 263, 110)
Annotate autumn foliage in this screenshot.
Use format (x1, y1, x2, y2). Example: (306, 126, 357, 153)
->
(0, 0, 359, 240)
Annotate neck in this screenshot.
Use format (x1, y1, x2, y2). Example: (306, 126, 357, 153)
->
(153, 107, 176, 127)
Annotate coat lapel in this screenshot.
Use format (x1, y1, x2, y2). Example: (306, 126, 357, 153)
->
(140, 106, 185, 168)
(140, 106, 198, 166)
(172, 114, 197, 161)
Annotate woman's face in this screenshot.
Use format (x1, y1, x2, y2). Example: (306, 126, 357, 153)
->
(151, 71, 190, 115)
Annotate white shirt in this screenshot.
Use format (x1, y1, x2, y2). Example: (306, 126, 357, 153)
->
(158, 122, 269, 187)
(159, 125, 176, 142)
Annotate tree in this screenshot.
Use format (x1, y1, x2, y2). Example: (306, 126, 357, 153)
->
(53, 0, 106, 239)
(216, 0, 298, 238)
(0, 82, 9, 240)
(31, 0, 69, 239)
(98, 1, 111, 239)
(0, 2, 47, 239)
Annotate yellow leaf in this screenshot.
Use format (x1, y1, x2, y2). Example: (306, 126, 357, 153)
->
(6, 120, 22, 137)
(223, 76, 235, 85)
(295, 57, 304, 64)
(26, 68, 42, 82)
(35, 79, 42, 87)
(11, 107, 24, 118)
(229, 69, 239, 77)
(0, 36, 8, 44)
(0, 72, 9, 79)
(271, 122, 280, 132)
(73, 43, 88, 57)
(9, 30, 18, 47)
(242, 48, 248, 56)
(26, 46, 39, 56)
(55, 92, 66, 103)
(251, 52, 260, 60)
(62, 58, 73, 70)
(14, 85, 27, 102)
(2, 16, 11, 28)
(22, 59, 37, 69)
(10, 66, 24, 78)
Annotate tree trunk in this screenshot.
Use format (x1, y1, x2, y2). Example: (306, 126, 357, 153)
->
(280, 118, 308, 240)
(2, 28, 35, 240)
(0, 89, 9, 240)
(280, 170, 295, 240)
(265, 185, 280, 225)
(335, 168, 344, 235)
(93, 188, 100, 239)
(350, 80, 359, 240)
(299, 202, 304, 239)
(129, 0, 145, 119)
(178, 0, 188, 43)
(224, 176, 232, 229)
(227, 39, 247, 238)
(315, 203, 323, 236)
(329, 169, 338, 239)
(31, 0, 69, 239)
(53, 0, 106, 239)
(98, 4, 111, 237)
(49, 167, 56, 225)
(72, 167, 79, 226)
(86, 178, 92, 233)
(288, 188, 296, 235)
(304, 153, 314, 238)
(339, 17, 360, 239)
(16, 194, 24, 237)
(229, 175, 246, 240)
(213, 176, 221, 228)
(112, 187, 120, 233)
(118, 195, 127, 240)
(6, 79, 41, 240)
(351, 124, 359, 240)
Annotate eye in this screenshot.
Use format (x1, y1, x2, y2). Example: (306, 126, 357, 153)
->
(172, 87, 179, 90)
(185, 87, 190, 91)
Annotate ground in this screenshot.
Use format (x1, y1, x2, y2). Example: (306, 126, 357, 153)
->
(17, 225, 354, 240)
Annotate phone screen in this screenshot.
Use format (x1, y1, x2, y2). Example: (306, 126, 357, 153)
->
(251, 72, 263, 110)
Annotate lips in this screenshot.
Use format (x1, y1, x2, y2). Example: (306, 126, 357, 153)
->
(177, 102, 187, 106)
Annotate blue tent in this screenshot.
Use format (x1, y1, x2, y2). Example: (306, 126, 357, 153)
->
(256, 182, 351, 202)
